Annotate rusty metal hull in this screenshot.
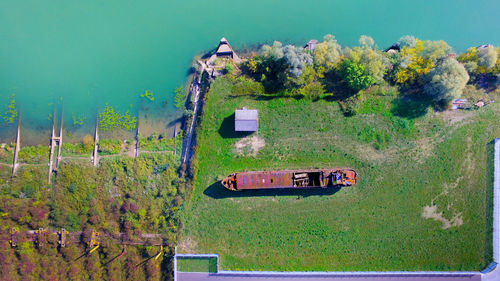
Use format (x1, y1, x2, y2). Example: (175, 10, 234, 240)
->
(221, 169, 356, 191)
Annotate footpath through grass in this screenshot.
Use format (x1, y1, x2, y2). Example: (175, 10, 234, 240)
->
(181, 76, 498, 271)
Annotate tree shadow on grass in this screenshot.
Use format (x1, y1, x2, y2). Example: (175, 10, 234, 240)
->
(218, 113, 254, 139)
(391, 95, 433, 119)
(227, 93, 304, 101)
(203, 181, 342, 199)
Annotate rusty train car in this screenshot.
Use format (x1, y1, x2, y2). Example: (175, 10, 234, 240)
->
(221, 169, 357, 191)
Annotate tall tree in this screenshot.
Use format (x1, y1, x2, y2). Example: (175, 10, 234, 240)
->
(477, 45, 497, 70)
(423, 57, 469, 106)
(283, 45, 313, 77)
(313, 34, 342, 68)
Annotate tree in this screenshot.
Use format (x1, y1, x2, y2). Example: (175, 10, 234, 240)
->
(339, 59, 376, 91)
(359, 35, 375, 49)
(421, 40, 452, 61)
(313, 34, 342, 67)
(347, 37, 389, 83)
(393, 39, 451, 85)
(423, 57, 469, 106)
(397, 35, 416, 48)
(477, 45, 497, 70)
(261, 41, 284, 60)
(282, 45, 313, 77)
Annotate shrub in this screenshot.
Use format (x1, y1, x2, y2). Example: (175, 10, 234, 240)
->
(224, 63, 234, 75)
(98, 139, 122, 155)
(83, 134, 94, 150)
(18, 145, 49, 164)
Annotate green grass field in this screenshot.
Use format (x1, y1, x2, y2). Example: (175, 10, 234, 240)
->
(181, 76, 498, 271)
(177, 257, 218, 273)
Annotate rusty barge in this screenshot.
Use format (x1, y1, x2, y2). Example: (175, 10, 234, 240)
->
(221, 169, 356, 191)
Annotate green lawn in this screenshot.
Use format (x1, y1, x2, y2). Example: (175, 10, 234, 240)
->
(181, 76, 497, 271)
(177, 257, 218, 273)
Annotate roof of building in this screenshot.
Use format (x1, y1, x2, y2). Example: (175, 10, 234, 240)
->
(217, 44, 233, 54)
(235, 108, 258, 131)
(235, 120, 258, 132)
(216, 37, 234, 54)
(235, 108, 258, 120)
(304, 39, 318, 51)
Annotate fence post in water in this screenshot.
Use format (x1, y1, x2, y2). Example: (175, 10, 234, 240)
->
(48, 114, 56, 184)
(55, 113, 63, 170)
(11, 116, 21, 177)
(135, 112, 139, 159)
(48, 111, 63, 184)
(92, 118, 99, 167)
(173, 127, 176, 156)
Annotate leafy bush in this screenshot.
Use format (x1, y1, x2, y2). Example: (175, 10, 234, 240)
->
(138, 133, 174, 151)
(18, 145, 49, 164)
(62, 142, 92, 155)
(339, 59, 376, 91)
(83, 134, 94, 150)
(224, 63, 234, 75)
(98, 139, 122, 155)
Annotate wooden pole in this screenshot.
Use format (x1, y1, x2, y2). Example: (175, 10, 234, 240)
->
(48, 111, 56, 184)
(92, 118, 99, 167)
(173, 127, 176, 156)
(55, 112, 63, 170)
(134, 111, 139, 159)
(12, 116, 21, 177)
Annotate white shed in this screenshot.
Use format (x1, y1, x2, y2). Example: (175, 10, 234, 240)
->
(235, 108, 258, 132)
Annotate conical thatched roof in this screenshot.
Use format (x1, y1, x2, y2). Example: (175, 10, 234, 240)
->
(216, 37, 233, 54)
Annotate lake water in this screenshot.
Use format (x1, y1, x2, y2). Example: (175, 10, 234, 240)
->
(1, 0, 499, 144)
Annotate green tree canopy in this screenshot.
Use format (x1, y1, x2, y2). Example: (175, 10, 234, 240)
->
(423, 57, 469, 106)
(477, 45, 497, 69)
(313, 34, 342, 67)
(339, 59, 376, 91)
(347, 36, 389, 83)
(283, 45, 313, 77)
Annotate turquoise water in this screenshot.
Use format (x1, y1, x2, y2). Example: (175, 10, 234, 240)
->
(1, 0, 499, 143)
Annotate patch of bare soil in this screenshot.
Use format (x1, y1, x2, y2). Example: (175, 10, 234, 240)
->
(177, 236, 198, 253)
(233, 135, 265, 156)
(435, 109, 474, 126)
(422, 205, 463, 229)
(421, 137, 473, 229)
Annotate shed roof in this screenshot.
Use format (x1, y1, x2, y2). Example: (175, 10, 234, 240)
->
(235, 120, 258, 132)
(235, 108, 258, 131)
(235, 109, 258, 120)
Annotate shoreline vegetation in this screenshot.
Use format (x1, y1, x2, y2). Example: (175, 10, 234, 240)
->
(0, 34, 499, 279)
(182, 35, 499, 272)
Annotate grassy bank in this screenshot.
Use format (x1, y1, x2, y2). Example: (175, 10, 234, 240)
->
(181, 76, 498, 271)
